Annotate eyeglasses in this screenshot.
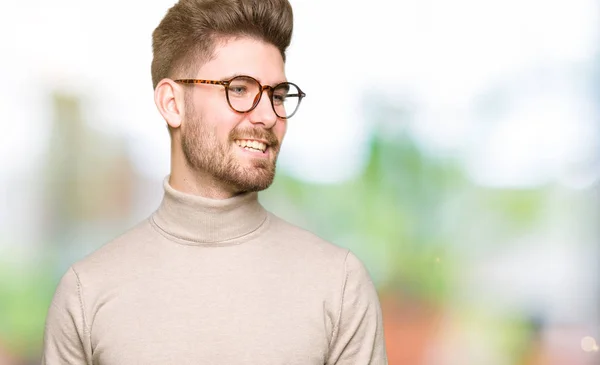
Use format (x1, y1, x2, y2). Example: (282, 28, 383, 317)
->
(174, 75, 306, 119)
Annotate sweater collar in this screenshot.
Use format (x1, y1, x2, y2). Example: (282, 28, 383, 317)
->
(151, 177, 268, 244)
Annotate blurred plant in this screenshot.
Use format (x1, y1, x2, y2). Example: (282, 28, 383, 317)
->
(0, 261, 54, 362)
(263, 94, 470, 305)
(261, 93, 555, 364)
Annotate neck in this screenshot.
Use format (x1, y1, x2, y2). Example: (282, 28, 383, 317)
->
(151, 176, 268, 245)
(169, 171, 240, 199)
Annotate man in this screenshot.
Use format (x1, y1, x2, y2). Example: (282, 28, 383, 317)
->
(42, 0, 388, 364)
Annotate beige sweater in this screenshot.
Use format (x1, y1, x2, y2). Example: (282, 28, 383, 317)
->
(42, 178, 388, 364)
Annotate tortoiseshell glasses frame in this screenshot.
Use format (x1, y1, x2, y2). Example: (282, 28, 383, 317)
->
(174, 75, 306, 119)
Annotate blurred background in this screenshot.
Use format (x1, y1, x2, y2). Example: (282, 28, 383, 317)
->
(1, 0, 599, 364)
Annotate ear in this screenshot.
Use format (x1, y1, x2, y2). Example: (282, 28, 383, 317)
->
(154, 78, 185, 129)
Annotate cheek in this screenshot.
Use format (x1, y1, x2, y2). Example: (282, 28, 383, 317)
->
(275, 120, 288, 142)
(197, 92, 244, 139)
(225, 117, 251, 144)
(205, 110, 244, 142)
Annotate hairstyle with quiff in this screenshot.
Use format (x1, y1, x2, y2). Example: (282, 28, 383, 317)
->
(151, 0, 293, 89)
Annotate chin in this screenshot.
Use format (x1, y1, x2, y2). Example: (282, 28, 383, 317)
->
(231, 169, 276, 193)
(237, 177, 275, 193)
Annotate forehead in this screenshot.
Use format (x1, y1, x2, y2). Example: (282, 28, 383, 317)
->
(197, 37, 286, 83)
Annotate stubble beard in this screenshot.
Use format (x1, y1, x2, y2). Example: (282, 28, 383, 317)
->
(180, 107, 280, 194)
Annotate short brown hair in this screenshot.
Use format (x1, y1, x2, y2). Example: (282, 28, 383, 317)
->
(151, 0, 293, 89)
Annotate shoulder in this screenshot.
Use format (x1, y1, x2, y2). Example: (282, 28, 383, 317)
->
(263, 213, 376, 283)
(70, 218, 156, 283)
(266, 212, 378, 286)
(266, 212, 350, 259)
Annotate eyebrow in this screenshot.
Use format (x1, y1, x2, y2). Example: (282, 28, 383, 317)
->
(219, 74, 288, 85)
(219, 73, 244, 81)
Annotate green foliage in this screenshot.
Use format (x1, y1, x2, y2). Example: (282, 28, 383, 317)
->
(0, 263, 55, 358)
(263, 97, 549, 308)
(263, 131, 465, 304)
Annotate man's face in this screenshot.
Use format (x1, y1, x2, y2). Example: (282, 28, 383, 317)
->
(180, 37, 287, 193)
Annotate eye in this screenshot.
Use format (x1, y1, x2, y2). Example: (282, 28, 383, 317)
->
(273, 93, 287, 105)
(229, 85, 248, 96)
(228, 76, 258, 98)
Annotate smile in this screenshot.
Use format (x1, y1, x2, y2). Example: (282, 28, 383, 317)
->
(235, 139, 267, 153)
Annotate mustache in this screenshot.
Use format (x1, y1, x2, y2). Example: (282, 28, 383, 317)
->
(230, 128, 279, 148)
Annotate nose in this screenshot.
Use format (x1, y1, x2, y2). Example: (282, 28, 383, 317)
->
(249, 89, 278, 128)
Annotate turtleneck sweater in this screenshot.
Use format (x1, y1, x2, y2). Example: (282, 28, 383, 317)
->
(42, 178, 388, 365)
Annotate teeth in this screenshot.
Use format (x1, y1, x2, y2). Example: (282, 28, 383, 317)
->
(235, 139, 267, 152)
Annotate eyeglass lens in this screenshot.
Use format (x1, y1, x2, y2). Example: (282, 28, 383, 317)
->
(227, 76, 300, 118)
